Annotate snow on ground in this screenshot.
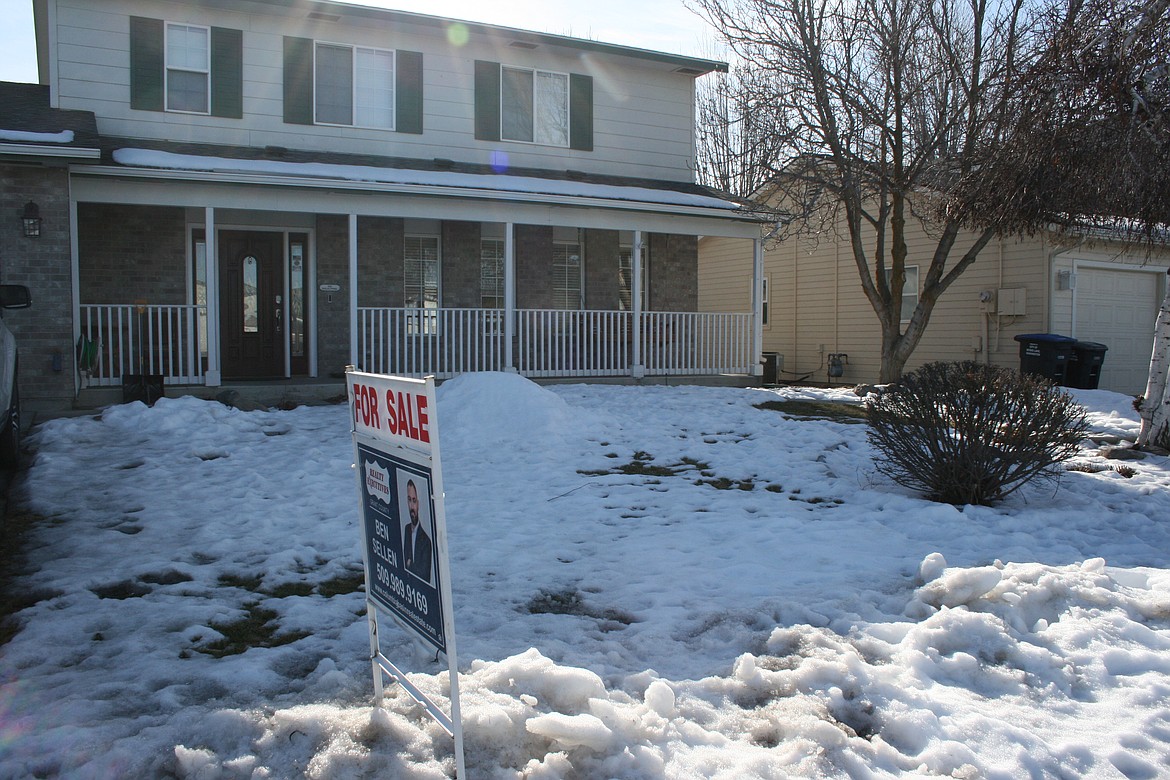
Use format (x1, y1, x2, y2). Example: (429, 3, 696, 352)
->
(1, 375, 1169, 778)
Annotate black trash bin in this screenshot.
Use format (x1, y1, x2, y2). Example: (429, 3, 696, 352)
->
(1014, 333, 1077, 384)
(1066, 341, 1108, 389)
(761, 352, 781, 384)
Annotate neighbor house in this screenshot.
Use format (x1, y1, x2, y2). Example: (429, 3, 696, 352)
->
(1, 0, 767, 414)
(700, 198, 1168, 395)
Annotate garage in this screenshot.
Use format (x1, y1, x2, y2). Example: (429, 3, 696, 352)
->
(1073, 265, 1164, 395)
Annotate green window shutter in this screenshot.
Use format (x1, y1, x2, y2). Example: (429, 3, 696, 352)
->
(474, 60, 500, 141)
(569, 73, 593, 151)
(129, 17, 164, 112)
(283, 36, 314, 125)
(210, 27, 243, 118)
(396, 50, 423, 134)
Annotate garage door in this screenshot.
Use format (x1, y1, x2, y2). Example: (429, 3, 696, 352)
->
(1074, 267, 1162, 394)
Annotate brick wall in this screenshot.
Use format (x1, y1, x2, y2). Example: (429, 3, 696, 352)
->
(515, 225, 555, 309)
(649, 233, 698, 311)
(357, 216, 404, 307)
(315, 215, 350, 378)
(584, 229, 621, 309)
(78, 204, 187, 305)
(442, 221, 481, 308)
(0, 164, 75, 410)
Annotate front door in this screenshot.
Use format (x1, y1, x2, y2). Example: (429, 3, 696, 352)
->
(220, 230, 284, 379)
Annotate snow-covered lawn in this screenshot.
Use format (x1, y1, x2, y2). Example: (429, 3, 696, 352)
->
(2, 374, 1169, 778)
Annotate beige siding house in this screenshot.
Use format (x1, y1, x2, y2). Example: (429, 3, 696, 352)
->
(700, 212, 1168, 395)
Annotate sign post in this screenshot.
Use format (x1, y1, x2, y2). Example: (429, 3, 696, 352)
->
(346, 368, 465, 777)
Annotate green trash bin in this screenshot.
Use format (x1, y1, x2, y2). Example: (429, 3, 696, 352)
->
(1066, 341, 1108, 389)
(1014, 333, 1077, 384)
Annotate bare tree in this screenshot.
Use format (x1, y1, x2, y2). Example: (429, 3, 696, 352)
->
(944, 0, 1169, 449)
(695, 66, 788, 198)
(946, 0, 1169, 243)
(692, 0, 1042, 381)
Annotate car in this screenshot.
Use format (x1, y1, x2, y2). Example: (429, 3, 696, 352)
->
(0, 284, 32, 470)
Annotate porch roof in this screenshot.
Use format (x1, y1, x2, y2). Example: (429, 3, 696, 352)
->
(0, 82, 101, 161)
(70, 138, 768, 237)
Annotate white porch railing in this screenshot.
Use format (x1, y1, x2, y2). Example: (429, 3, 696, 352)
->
(79, 304, 206, 387)
(641, 311, 755, 376)
(76, 305, 753, 386)
(516, 309, 633, 377)
(359, 307, 507, 377)
(358, 307, 754, 379)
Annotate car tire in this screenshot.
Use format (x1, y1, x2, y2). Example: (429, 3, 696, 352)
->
(0, 365, 20, 471)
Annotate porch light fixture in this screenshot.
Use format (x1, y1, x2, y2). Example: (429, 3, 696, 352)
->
(21, 201, 42, 238)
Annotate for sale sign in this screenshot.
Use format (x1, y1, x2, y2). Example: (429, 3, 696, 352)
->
(346, 369, 464, 777)
(356, 444, 446, 652)
(347, 370, 453, 654)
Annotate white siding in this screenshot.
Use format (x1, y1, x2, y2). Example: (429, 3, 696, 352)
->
(50, 0, 702, 181)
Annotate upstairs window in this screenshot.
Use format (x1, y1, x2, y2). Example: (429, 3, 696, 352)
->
(315, 43, 395, 129)
(283, 38, 423, 133)
(475, 61, 593, 151)
(501, 66, 568, 146)
(166, 24, 210, 113)
(131, 17, 242, 117)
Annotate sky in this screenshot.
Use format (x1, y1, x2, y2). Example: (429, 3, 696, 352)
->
(0, 0, 725, 85)
(3, 375, 1170, 776)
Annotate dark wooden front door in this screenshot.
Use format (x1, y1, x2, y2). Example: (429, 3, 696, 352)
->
(220, 231, 284, 379)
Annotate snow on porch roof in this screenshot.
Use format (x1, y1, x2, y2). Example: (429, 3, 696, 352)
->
(107, 146, 752, 216)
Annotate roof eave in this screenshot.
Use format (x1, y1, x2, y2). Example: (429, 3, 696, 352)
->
(200, 0, 727, 75)
(0, 142, 101, 161)
(71, 163, 765, 222)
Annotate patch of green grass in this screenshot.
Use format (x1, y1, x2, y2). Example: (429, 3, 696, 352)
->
(266, 581, 315, 598)
(196, 603, 310, 658)
(755, 400, 868, 424)
(317, 571, 366, 597)
(91, 580, 152, 599)
(140, 570, 194, 586)
(218, 572, 264, 593)
(695, 476, 755, 491)
(526, 588, 635, 627)
(578, 451, 709, 479)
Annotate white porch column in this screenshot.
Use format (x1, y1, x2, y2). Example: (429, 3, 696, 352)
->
(751, 237, 764, 377)
(504, 221, 516, 372)
(204, 207, 222, 387)
(70, 197, 81, 395)
(349, 213, 359, 368)
(631, 230, 645, 379)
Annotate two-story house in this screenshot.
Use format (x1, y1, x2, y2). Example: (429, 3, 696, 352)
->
(1, 0, 766, 413)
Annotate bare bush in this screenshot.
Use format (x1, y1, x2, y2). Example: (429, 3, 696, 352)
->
(866, 362, 1089, 505)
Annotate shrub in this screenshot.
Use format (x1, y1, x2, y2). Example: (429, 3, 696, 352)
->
(866, 361, 1089, 505)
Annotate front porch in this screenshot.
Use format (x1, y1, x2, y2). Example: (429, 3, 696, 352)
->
(66, 156, 765, 403)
